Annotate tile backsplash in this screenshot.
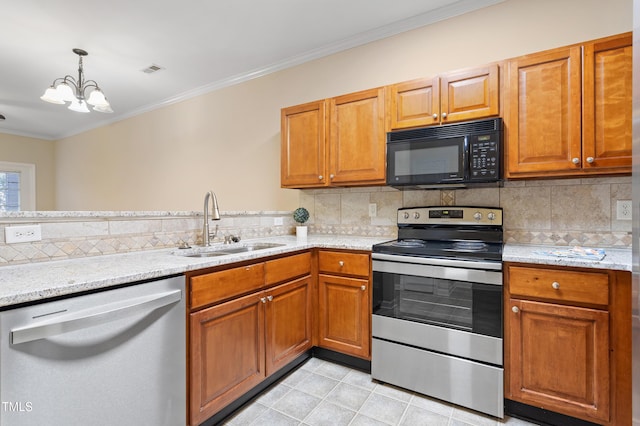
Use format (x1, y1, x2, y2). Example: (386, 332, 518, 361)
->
(0, 176, 631, 266)
(300, 176, 632, 248)
(0, 211, 295, 265)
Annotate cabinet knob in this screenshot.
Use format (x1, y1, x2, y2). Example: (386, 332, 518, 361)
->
(572, 157, 580, 165)
(442, 112, 447, 119)
(267, 295, 273, 302)
(319, 175, 323, 180)
(339, 261, 344, 267)
(260, 297, 267, 304)
(586, 157, 594, 164)
(432, 113, 438, 119)
(330, 174, 335, 179)
(512, 306, 520, 313)
(361, 285, 366, 291)
(552, 281, 560, 290)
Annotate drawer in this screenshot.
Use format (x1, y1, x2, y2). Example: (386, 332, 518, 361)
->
(318, 250, 370, 278)
(265, 252, 311, 286)
(190, 263, 265, 309)
(508, 265, 609, 306)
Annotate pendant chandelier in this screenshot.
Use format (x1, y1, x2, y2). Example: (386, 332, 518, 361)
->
(40, 48, 113, 113)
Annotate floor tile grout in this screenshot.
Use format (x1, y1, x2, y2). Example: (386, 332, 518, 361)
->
(224, 358, 539, 426)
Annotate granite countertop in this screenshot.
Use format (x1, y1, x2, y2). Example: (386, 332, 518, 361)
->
(1, 237, 632, 309)
(0, 235, 389, 309)
(503, 244, 631, 271)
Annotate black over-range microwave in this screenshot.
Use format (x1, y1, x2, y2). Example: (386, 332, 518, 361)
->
(386, 117, 503, 189)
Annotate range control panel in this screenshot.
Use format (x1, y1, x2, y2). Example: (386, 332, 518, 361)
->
(398, 206, 503, 226)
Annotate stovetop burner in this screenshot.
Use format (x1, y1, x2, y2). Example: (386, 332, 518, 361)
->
(390, 239, 427, 248)
(448, 241, 488, 252)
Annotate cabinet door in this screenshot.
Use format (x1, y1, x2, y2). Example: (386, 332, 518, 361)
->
(318, 274, 370, 359)
(507, 299, 610, 423)
(582, 33, 632, 172)
(328, 87, 386, 185)
(440, 64, 499, 123)
(190, 292, 265, 425)
(506, 46, 582, 177)
(281, 100, 327, 187)
(264, 277, 313, 375)
(389, 77, 440, 129)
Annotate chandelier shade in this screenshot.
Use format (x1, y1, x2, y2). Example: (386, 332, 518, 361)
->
(40, 48, 113, 114)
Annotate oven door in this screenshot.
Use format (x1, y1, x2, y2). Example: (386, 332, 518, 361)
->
(386, 135, 467, 186)
(372, 254, 502, 338)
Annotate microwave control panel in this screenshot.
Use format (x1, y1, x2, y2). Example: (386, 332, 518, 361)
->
(469, 134, 500, 180)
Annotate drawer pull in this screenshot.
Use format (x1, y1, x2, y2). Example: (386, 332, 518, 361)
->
(267, 295, 273, 302)
(260, 297, 267, 304)
(512, 306, 520, 313)
(361, 285, 366, 291)
(552, 281, 560, 290)
(339, 261, 344, 267)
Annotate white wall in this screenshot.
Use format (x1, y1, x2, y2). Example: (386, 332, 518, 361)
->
(50, 0, 631, 211)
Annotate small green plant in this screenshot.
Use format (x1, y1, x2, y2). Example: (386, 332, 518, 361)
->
(293, 207, 310, 225)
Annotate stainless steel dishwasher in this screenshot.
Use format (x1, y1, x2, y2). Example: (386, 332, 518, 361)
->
(0, 275, 186, 426)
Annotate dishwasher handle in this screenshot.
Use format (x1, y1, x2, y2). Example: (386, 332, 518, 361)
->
(11, 289, 182, 345)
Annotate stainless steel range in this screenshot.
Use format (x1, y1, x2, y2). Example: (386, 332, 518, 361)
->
(371, 206, 504, 418)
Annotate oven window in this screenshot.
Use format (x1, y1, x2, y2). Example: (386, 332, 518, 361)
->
(373, 271, 502, 338)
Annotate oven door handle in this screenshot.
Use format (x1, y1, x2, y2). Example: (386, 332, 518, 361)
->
(372, 252, 502, 271)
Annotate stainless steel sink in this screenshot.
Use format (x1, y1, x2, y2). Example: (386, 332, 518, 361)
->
(216, 243, 286, 254)
(177, 242, 286, 258)
(184, 251, 229, 258)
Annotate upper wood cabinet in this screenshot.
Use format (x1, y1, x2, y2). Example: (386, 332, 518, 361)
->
(389, 64, 500, 130)
(281, 87, 386, 189)
(582, 34, 632, 170)
(506, 33, 632, 178)
(281, 100, 326, 187)
(328, 87, 386, 186)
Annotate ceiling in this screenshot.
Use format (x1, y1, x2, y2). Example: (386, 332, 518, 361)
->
(0, 0, 502, 140)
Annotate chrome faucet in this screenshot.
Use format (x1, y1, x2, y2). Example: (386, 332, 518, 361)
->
(203, 191, 221, 246)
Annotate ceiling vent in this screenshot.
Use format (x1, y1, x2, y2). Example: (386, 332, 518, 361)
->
(141, 64, 164, 74)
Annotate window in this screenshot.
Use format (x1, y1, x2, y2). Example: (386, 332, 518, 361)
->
(0, 162, 36, 211)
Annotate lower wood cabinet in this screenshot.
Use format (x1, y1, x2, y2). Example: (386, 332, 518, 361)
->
(188, 252, 312, 425)
(317, 250, 371, 359)
(505, 263, 631, 426)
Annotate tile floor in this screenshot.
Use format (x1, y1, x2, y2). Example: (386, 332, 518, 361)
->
(223, 358, 538, 426)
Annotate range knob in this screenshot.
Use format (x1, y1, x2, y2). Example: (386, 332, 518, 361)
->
(473, 212, 483, 221)
(403, 212, 410, 219)
(487, 212, 496, 221)
(414, 212, 420, 219)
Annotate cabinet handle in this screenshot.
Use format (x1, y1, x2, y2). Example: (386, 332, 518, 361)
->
(338, 261, 344, 267)
(572, 157, 580, 165)
(442, 112, 447, 119)
(552, 281, 560, 290)
(512, 306, 520, 313)
(267, 295, 273, 302)
(361, 285, 366, 291)
(260, 297, 267, 303)
(330, 174, 335, 179)
(432, 113, 438, 119)
(586, 157, 594, 164)
(319, 175, 323, 180)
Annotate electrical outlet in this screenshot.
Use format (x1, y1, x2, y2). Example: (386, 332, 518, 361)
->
(5, 224, 42, 243)
(369, 203, 377, 217)
(616, 200, 632, 220)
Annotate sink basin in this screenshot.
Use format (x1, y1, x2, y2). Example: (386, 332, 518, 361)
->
(177, 242, 286, 258)
(184, 251, 229, 258)
(217, 243, 286, 254)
